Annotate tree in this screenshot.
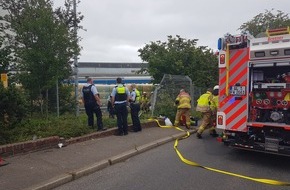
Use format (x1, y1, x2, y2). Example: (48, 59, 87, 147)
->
(0, 38, 12, 74)
(0, 0, 83, 115)
(239, 9, 290, 37)
(0, 18, 14, 75)
(138, 35, 218, 88)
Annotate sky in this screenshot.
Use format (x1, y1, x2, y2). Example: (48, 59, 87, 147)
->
(53, 0, 290, 63)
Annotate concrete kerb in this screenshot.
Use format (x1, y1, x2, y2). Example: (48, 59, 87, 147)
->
(136, 141, 160, 154)
(108, 149, 139, 165)
(70, 159, 110, 180)
(25, 128, 196, 190)
(24, 174, 73, 190)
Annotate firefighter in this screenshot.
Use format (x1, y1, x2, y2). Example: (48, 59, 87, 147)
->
(174, 89, 191, 129)
(209, 85, 219, 137)
(140, 92, 149, 113)
(196, 88, 216, 139)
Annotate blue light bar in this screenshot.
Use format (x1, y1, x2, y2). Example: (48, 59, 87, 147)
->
(217, 38, 223, 50)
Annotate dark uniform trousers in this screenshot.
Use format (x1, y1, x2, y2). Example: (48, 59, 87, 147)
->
(85, 102, 103, 130)
(130, 103, 141, 131)
(114, 102, 128, 135)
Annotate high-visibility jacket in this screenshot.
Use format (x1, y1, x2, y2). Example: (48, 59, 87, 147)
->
(196, 91, 212, 112)
(115, 84, 127, 101)
(176, 92, 191, 109)
(132, 89, 141, 103)
(210, 95, 219, 113)
(141, 95, 148, 103)
(135, 89, 141, 103)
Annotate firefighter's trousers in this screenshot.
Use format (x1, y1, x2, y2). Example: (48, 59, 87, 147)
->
(174, 108, 191, 127)
(197, 111, 215, 134)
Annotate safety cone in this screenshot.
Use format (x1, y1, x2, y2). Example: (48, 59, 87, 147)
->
(0, 156, 9, 167)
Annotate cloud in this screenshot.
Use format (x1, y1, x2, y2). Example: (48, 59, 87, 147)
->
(53, 0, 290, 62)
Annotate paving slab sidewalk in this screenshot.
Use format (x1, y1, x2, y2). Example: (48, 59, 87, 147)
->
(0, 126, 196, 190)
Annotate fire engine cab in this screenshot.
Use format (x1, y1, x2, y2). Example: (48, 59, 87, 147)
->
(217, 27, 290, 156)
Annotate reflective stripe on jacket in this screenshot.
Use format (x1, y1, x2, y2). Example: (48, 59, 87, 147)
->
(176, 92, 191, 109)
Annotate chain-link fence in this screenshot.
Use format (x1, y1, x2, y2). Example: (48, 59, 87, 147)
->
(150, 74, 193, 120)
(149, 74, 210, 121)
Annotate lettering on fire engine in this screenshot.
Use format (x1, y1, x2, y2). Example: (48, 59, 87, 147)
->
(225, 35, 247, 44)
(268, 36, 283, 42)
(230, 85, 246, 96)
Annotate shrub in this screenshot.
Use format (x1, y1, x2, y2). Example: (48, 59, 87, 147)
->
(0, 83, 29, 143)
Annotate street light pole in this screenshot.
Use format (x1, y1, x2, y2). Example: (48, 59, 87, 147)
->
(73, 0, 79, 116)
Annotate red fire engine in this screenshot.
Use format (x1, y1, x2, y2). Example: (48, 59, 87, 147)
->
(217, 27, 290, 156)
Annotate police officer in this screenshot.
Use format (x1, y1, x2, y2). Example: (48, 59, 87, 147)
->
(129, 84, 142, 132)
(111, 77, 130, 136)
(82, 77, 106, 131)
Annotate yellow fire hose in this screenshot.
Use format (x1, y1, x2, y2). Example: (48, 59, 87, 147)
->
(149, 118, 290, 186)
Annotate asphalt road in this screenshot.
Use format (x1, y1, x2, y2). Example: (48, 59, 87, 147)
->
(54, 133, 290, 190)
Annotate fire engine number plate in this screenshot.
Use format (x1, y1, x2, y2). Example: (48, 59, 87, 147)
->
(230, 86, 246, 96)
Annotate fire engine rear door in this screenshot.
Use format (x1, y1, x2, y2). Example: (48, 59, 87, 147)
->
(217, 47, 249, 132)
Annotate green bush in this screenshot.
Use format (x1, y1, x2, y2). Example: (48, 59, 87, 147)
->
(0, 83, 29, 144)
(153, 92, 177, 122)
(0, 108, 149, 145)
(48, 84, 76, 114)
(0, 114, 91, 144)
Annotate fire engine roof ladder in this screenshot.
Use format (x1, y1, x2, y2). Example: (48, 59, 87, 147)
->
(266, 27, 290, 36)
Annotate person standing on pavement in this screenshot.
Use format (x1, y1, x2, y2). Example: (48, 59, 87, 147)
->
(111, 77, 130, 136)
(196, 88, 216, 139)
(129, 84, 142, 132)
(173, 89, 191, 129)
(82, 77, 106, 131)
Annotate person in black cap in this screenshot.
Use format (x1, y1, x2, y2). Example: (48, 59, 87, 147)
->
(111, 77, 130, 136)
(82, 77, 106, 131)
